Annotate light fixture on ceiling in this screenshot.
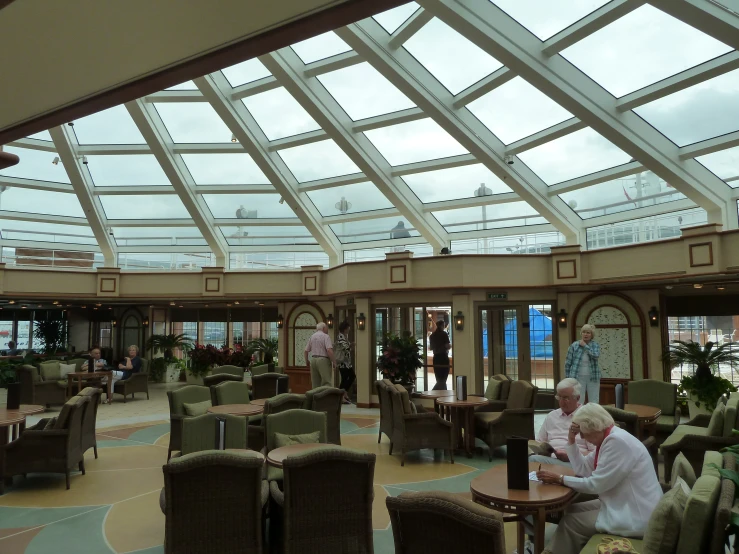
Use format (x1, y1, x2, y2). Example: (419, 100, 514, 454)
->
(258, 302, 264, 306)
(170, 301, 176, 306)
(21, 305, 27, 309)
(234, 301, 240, 305)
(665, 285, 673, 290)
(693, 284, 703, 289)
(80, 305, 86, 309)
(8, 300, 15, 304)
(95, 303, 102, 307)
(178, 305, 183, 308)
(718, 286, 726, 291)
(37, 304, 42, 308)
(81, 155, 88, 165)
(52, 156, 60, 165)
(226, 303, 232, 307)
(52, 300, 59, 305)
(504, 155, 514, 165)
(278, 197, 285, 204)
(231, 134, 238, 143)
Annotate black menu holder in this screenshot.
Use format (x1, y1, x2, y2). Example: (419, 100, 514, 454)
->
(215, 417, 226, 450)
(507, 436, 529, 490)
(614, 383, 625, 410)
(456, 376, 467, 401)
(6, 382, 21, 410)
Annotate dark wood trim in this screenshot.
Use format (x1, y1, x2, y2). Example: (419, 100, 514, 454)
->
(0, 0, 17, 10)
(0, 0, 408, 145)
(556, 259, 577, 279)
(304, 276, 317, 291)
(204, 277, 221, 292)
(99, 277, 117, 293)
(389, 265, 407, 284)
(688, 241, 714, 267)
(285, 301, 326, 369)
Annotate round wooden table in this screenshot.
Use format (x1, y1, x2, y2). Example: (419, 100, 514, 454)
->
(413, 390, 455, 399)
(266, 443, 341, 468)
(435, 395, 489, 457)
(0, 404, 43, 440)
(207, 404, 264, 417)
(605, 404, 661, 439)
(471, 462, 576, 554)
(251, 398, 268, 407)
(0, 410, 28, 495)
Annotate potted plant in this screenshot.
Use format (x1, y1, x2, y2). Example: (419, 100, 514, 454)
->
(145, 334, 194, 359)
(248, 338, 278, 370)
(376, 331, 422, 392)
(186, 344, 231, 384)
(33, 319, 66, 354)
(664, 340, 739, 418)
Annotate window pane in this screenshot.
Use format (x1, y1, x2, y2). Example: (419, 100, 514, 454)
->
(202, 322, 227, 346)
(0, 188, 84, 217)
(373, 3, 420, 34)
(634, 68, 739, 146)
(0, 220, 97, 245)
(529, 304, 554, 390)
(468, 77, 572, 144)
(166, 81, 197, 90)
(229, 251, 329, 269)
(317, 62, 415, 121)
(330, 216, 420, 244)
(86, 155, 171, 186)
(561, 5, 732, 97)
(0, 147, 70, 184)
(202, 194, 297, 218)
(560, 172, 687, 219)
(100, 195, 191, 219)
(73, 105, 146, 144)
(291, 32, 351, 64)
(344, 243, 433, 262)
(181, 153, 270, 185)
(28, 130, 52, 141)
(364, 119, 468, 166)
(432, 202, 546, 232)
(305, 182, 393, 216)
(220, 226, 318, 246)
(493, 0, 609, 40)
(452, 231, 565, 254)
(222, 58, 271, 88)
(278, 140, 360, 182)
(111, 227, 206, 247)
(242, 87, 320, 140)
(517, 127, 632, 185)
(402, 164, 512, 203)
(118, 252, 216, 270)
(697, 146, 739, 188)
(155, 103, 233, 143)
(404, 18, 503, 95)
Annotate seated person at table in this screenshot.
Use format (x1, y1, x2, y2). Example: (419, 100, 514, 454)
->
(537, 403, 662, 554)
(82, 347, 107, 372)
(6, 340, 19, 356)
(529, 378, 595, 467)
(102, 345, 142, 403)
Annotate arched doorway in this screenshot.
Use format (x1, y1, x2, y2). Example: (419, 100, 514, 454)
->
(119, 309, 144, 359)
(285, 303, 325, 393)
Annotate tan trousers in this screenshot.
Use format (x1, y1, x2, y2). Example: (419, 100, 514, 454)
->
(309, 357, 333, 388)
(547, 499, 600, 554)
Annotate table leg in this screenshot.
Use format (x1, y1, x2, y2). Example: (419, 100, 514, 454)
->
(517, 519, 526, 554)
(0, 426, 8, 495)
(107, 374, 112, 404)
(67, 376, 72, 398)
(534, 507, 546, 554)
(465, 407, 476, 457)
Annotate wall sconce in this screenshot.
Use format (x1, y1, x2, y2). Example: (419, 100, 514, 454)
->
(277, 314, 284, 329)
(454, 311, 465, 331)
(648, 306, 659, 327)
(143, 316, 149, 327)
(557, 309, 568, 328)
(356, 313, 366, 331)
(111, 318, 117, 327)
(326, 314, 334, 329)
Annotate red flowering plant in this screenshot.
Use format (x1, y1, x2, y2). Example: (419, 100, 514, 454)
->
(188, 344, 255, 376)
(376, 332, 422, 387)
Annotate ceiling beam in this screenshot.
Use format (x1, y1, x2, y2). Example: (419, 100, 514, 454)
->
(0, 210, 88, 226)
(92, 185, 176, 195)
(423, 192, 520, 212)
(452, 67, 515, 108)
(678, 129, 739, 159)
(110, 218, 195, 227)
(448, 223, 557, 241)
(505, 117, 586, 156)
(267, 129, 328, 151)
(8, 138, 58, 153)
(352, 107, 425, 132)
(196, 72, 343, 266)
(322, 207, 400, 224)
(391, 153, 478, 176)
(304, 50, 362, 78)
(547, 161, 646, 195)
(230, 75, 280, 101)
(297, 172, 367, 192)
(1, 239, 100, 253)
(421, 0, 735, 229)
(337, 18, 584, 244)
(584, 198, 697, 227)
(388, 8, 434, 49)
(649, 0, 739, 51)
(262, 47, 450, 253)
(125, 99, 228, 265)
(213, 217, 304, 226)
(0, 175, 74, 193)
(194, 184, 277, 194)
(49, 125, 117, 266)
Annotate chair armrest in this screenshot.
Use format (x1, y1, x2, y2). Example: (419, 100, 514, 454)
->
(404, 412, 453, 429)
(501, 408, 535, 416)
(170, 414, 187, 422)
(4, 429, 69, 453)
(685, 413, 711, 427)
(661, 433, 739, 452)
(36, 381, 62, 389)
(476, 400, 507, 413)
(673, 406, 681, 429)
(269, 480, 284, 507)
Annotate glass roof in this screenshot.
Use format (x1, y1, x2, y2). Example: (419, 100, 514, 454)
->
(3, 1, 734, 268)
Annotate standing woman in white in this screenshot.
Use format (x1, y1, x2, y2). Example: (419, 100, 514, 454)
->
(564, 324, 601, 404)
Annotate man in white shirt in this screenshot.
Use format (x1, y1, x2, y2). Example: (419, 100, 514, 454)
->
(304, 322, 336, 388)
(530, 378, 595, 467)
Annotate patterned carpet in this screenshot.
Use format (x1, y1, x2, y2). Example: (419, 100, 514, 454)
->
(0, 408, 526, 553)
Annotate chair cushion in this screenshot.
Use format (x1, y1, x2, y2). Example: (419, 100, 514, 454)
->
(507, 381, 533, 410)
(660, 425, 709, 449)
(655, 414, 678, 433)
(671, 453, 696, 488)
(59, 363, 77, 380)
(475, 412, 503, 426)
(484, 379, 502, 401)
(44, 417, 58, 430)
(274, 430, 320, 448)
(56, 380, 68, 388)
(675, 475, 721, 554)
(30, 366, 41, 383)
(723, 393, 739, 437)
(628, 380, 677, 416)
(706, 403, 725, 436)
(39, 362, 61, 381)
(267, 465, 283, 482)
(393, 384, 413, 414)
(701, 451, 723, 478)
(183, 400, 211, 417)
(579, 534, 644, 554)
(642, 478, 689, 554)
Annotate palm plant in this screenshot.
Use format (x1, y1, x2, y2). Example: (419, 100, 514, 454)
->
(247, 337, 278, 366)
(664, 340, 739, 411)
(146, 333, 194, 359)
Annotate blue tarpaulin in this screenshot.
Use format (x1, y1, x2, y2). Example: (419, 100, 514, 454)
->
(483, 307, 553, 359)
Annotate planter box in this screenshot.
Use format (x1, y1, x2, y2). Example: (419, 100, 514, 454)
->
(186, 371, 211, 386)
(164, 364, 181, 383)
(687, 392, 713, 419)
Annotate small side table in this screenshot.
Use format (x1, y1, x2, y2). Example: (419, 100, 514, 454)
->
(605, 404, 661, 440)
(266, 443, 341, 468)
(0, 404, 44, 439)
(208, 404, 264, 417)
(435, 395, 489, 457)
(67, 371, 112, 400)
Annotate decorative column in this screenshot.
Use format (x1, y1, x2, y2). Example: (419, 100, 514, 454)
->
(354, 297, 372, 408)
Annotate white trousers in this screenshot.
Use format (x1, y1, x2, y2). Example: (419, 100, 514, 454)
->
(547, 499, 600, 554)
(529, 454, 572, 468)
(577, 375, 600, 404)
(103, 370, 126, 398)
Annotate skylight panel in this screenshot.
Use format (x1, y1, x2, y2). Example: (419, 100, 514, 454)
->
(73, 105, 146, 144)
(432, 202, 545, 232)
(330, 216, 420, 244)
(242, 87, 320, 141)
(220, 225, 318, 246)
(181, 153, 270, 185)
(85, 155, 171, 186)
(363, 119, 467, 166)
(306, 182, 394, 216)
(696, 146, 739, 188)
(202, 194, 297, 218)
(0, 146, 70, 184)
(0, 188, 84, 218)
(100, 195, 190, 219)
(291, 32, 351, 64)
(154, 103, 233, 143)
(27, 130, 52, 141)
(0, 220, 96, 245)
(404, 18, 503, 95)
(112, 227, 206, 247)
(492, 0, 610, 40)
(221, 58, 271, 88)
(402, 164, 512, 203)
(373, 3, 420, 34)
(278, 140, 360, 182)
(165, 81, 197, 90)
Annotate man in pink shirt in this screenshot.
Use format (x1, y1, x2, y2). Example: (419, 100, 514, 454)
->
(304, 322, 336, 388)
(530, 378, 595, 467)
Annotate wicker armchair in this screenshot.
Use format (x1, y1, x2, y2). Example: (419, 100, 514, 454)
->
(387, 384, 454, 466)
(603, 406, 640, 436)
(167, 385, 211, 460)
(376, 380, 395, 445)
(628, 379, 680, 444)
(2, 395, 88, 490)
(15, 364, 67, 407)
(112, 358, 150, 402)
(264, 409, 326, 482)
(387, 491, 505, 554)
(252, 373, 289, 399)
(76, 387, 102, 459)
(203, 373, 242, 387)
(305, 386, 343, 445)
(661, 392, 739, 478)
(710, 453, 736, 554)
(210, 380, 251, 406)
(478, 374, 513, 413)
(162, 450, 266, 554)
(475, 380, 538, 461)
(269, 447, 375, 554)
(180, 413, 247, 455)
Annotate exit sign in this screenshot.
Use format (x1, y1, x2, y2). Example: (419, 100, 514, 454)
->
(487, 292, 508, 300)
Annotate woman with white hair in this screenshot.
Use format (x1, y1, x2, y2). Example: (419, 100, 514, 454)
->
(564, 323, 601, 404)
(102, 345, 142, 403)
(537, 403, 662, 553)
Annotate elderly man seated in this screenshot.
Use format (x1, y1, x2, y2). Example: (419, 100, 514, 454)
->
(529, 378, 595, 467)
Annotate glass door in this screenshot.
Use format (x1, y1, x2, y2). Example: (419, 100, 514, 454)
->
(479, 305, 537, 391)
